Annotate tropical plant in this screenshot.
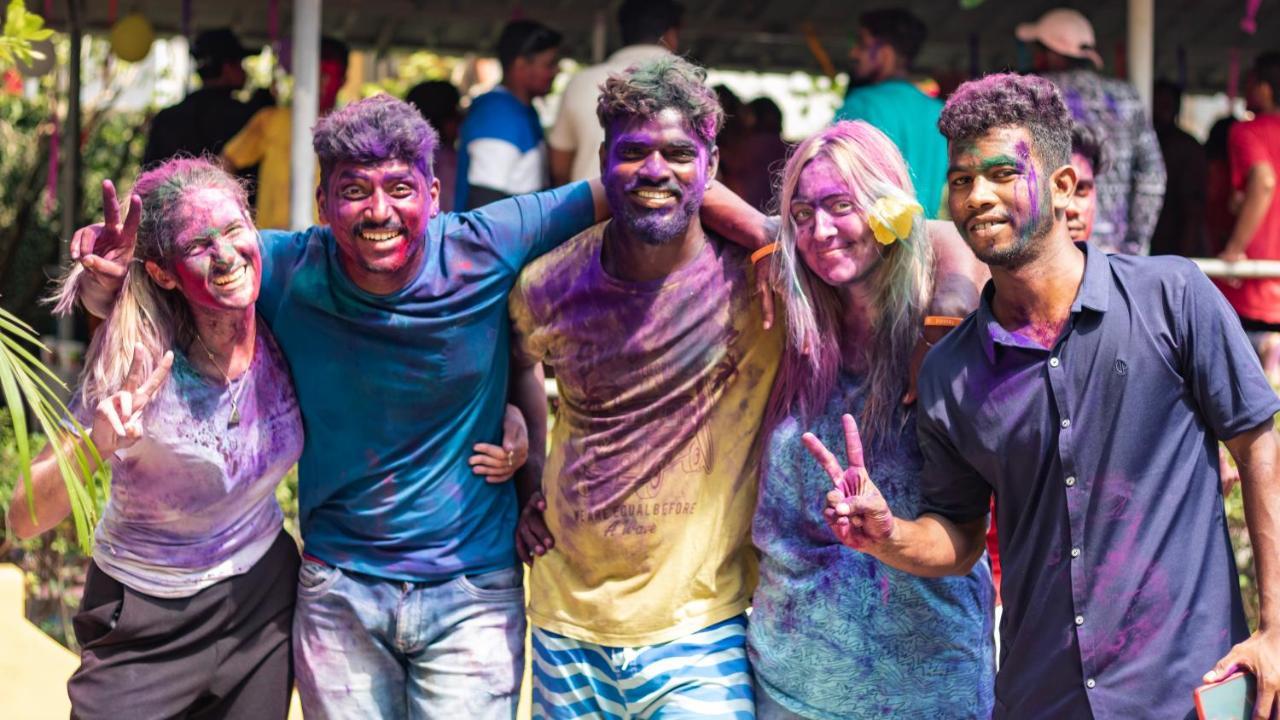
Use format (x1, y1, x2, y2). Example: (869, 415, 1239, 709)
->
(0, 2, 104, 552)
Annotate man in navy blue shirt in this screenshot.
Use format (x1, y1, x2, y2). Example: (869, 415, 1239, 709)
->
(808, 73, 1280, 719)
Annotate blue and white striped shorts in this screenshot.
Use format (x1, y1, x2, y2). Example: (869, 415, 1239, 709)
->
(531, 614, 755, 719)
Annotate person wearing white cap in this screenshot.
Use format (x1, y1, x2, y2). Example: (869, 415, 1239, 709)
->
(1017, 8, 1166, 256)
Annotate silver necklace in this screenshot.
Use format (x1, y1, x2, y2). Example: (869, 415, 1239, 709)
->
(194, 334, 249, 428)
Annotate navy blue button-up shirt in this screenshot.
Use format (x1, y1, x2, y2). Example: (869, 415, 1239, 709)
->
(917, 243, 1279, 719)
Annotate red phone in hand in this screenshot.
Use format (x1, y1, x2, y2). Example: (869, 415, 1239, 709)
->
(1194, 671, 1256, 720)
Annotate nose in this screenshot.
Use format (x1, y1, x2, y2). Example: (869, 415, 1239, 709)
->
(365, 187, 392, 224)
(813, 208, 838, 242)
(638, 151, 671, 182)
(211, 237, 239, 267)
(966, 175, 998, 211)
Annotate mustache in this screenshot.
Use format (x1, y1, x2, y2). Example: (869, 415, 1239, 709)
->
(625, 179, 683, 196)
(351, 220, 406, 235)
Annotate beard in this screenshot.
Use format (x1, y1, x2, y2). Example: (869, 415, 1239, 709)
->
(606, 180, 705, 246)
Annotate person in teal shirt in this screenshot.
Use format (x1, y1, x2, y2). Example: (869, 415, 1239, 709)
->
(836, 8, 947, 218)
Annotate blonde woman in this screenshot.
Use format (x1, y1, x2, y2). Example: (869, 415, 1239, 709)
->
(748, 122, 993, 719)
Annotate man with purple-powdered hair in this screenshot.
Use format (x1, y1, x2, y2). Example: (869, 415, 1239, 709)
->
(69, 92, 772, 719)
(814, 72, 1280, 719)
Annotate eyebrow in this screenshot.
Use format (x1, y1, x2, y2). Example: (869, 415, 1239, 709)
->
(948, 154, 1022, 174)
(193, 219, 243, 242)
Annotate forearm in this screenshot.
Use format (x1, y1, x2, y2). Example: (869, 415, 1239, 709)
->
(702, 180, 773, 251)
(926, 219, 987, 318)
(7, 435, 99, 539)
(1229, 425, 1280, 629)
(1225, 172, 1276, 255)
(868, 514, 987, 578)
(510, 361, 549, 507)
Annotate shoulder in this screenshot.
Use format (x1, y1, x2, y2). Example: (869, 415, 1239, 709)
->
(513, 223, 604, 313)
(1105, 252, 1205, 310)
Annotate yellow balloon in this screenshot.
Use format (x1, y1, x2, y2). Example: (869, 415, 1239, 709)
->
(109, 13, 155, 63)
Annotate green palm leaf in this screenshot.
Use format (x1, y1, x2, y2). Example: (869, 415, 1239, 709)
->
(0, 305, 103, 551)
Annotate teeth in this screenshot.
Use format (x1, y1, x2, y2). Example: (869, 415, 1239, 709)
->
(361, 229, 401, 242)
(635, 190, 673, 199)
(212, 266, 246, 286)
(972, 221, 1003, 231)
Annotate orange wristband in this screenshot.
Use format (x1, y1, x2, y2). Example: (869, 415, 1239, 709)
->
(750, 242, 779, 265)
(923, 315, 964, 328)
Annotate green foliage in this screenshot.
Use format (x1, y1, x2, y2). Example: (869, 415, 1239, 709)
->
(0, 308, 106, 552)
(357, 51, 460, 100)
(0, 0, 53, 68)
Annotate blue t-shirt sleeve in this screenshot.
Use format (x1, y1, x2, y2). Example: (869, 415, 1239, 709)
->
(917, 378, 991, 524)
(1179, 265, 1280, 438)
(461, 180, 595, 272)
(255, 228, 311, 326)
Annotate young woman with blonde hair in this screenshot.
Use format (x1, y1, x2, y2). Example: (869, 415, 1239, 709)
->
(748, 121, 994, 719)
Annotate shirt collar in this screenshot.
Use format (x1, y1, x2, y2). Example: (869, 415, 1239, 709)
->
(975, 241, 1110, 363)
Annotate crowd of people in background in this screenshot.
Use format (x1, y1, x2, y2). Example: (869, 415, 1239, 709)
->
(10, 1, 1280, 719)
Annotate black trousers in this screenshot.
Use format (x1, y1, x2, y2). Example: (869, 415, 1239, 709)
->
(68, 530, 300, 720)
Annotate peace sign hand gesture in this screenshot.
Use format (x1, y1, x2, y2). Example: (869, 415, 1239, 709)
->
(71, 179, 141, 294)
(802, 413, 896, 552)
(91, 344, 174, 455)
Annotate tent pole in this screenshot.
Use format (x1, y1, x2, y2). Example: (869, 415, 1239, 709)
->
(289, 0, 321, 231)
(1128, 0, 1154, 113)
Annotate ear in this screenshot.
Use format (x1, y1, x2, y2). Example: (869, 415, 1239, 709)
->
(705, 145, 720, 189)
(598, 140, 607, 177)
(661, 27, 679, 52)
(316, 183, 329, 225)
(144, 260, 179, 290)
(1049, 163, 1078, 215)
(427, 175, 441, 217)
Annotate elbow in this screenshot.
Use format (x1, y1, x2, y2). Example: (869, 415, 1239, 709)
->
(6, 504, 39, 541)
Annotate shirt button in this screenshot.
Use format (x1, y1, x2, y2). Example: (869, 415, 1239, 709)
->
(1049, 357, 1060, 368)
(1065, 475, 1077, 487)
(1075, 615, 1085, 626)
(1061, 418, 1071, 428)
(1086, 678, 1097, 689)
(1071, 547, 1081, 558)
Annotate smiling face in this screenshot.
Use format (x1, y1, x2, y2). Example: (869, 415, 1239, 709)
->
(319, 159, 439, 294)
(1066, 151, 1097, 241)
(947, 126, 1065, 268)
(790, 155, 881, 287)
(601, 107, 717, 246)
(145, 187, 261, 315)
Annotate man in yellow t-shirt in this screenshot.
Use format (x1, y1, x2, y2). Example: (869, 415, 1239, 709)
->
(222, 37, 348, 229)
(509, 57, 780, 718)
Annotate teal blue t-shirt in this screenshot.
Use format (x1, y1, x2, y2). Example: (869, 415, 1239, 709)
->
(255, 182, 595, 581)
(835, 79, 947, 218)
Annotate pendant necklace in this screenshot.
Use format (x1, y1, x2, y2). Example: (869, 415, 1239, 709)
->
(194, 333, 249, 428)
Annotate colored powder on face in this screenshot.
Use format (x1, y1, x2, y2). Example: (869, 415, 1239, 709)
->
(1015, 140, 1039, 239)
(978, 154, 1021, 172)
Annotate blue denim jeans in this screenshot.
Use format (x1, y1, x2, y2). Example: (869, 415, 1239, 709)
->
(293, 557, 526, 719)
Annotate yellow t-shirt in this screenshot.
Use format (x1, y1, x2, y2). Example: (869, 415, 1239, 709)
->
(223, 106, 303, 230)
(510, 222, 782, 646)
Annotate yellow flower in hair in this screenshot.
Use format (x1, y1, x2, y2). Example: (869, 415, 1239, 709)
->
(868, 195, 923, 246)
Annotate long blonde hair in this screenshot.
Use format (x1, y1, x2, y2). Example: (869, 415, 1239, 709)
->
(765, 121, 934, 444)
(51, 158, 251, 409)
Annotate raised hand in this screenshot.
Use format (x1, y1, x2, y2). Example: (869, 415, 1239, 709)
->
(470, 403, 529, 484)
(72, 179, 141, 289)
(802, 413, 896, 551)
(90, 344, 173, 455)
(515, 489, 555, 565)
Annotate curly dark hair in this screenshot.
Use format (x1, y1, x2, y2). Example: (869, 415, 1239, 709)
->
(596, 56, 723, 149)
(312, 94, 440, 189)
(1070, 120, 1108, 175)
(938, 72, 1073, 171)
